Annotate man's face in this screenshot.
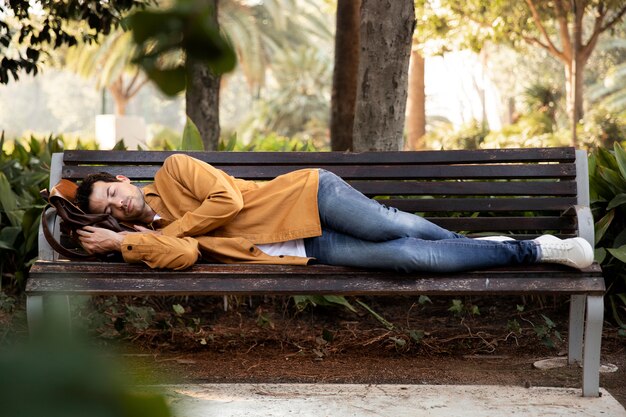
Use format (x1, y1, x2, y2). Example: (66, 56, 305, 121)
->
(88, 176, 151, 223)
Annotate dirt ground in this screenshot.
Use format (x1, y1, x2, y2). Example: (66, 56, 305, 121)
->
(2, 294, 625, 406)
(93, 295, 626, 407)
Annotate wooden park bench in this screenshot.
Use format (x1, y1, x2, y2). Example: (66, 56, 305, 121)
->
(26, 147, 604, 396)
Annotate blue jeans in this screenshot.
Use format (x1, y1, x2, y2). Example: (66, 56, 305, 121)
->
(303, 170, 540, 273)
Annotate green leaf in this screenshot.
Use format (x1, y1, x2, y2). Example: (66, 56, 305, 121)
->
(121, 392, 172, 417)
(144, 66, 187, 97)
(598, 166, 626, 193)
(322, 295, 357, 313)
(0, 226, 21, 250)
(172, 304, 185, 315)
(614, 142, 626, 181)
(113, 139, 127, 150)
(607, 193, 626, 210)
(418, 295, 432, 305)
(355, 299, 394, 330)
(388, 336, 406, 347)
(607, 245, 626, 263)
(595, 209, 615, 245)
(127, 10, 182, 44)
(614, 228, 626, 247)
(127, 3, 236, 97)
(181, 117, 205, 151)
(595, 247, 607, 264)
(541, 314, 556, 328)
(0, 172, 23, 227)
(409, 329, 425, 343)
(596, 146, 619, 172)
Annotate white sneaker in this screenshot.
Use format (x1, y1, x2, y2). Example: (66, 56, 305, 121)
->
(474, 236, 516, 242)
(535, 235, 594, 269)
(533, 234, 561, 244)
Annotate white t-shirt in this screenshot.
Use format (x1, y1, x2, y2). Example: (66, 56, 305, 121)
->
(257, 239, 307, 258)
(153, 214, 307, 258)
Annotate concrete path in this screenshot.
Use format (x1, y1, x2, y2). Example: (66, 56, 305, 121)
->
(161, 383, 626, 417)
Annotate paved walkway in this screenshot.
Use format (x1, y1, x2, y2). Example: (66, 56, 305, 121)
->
(161, 383, 626, 417)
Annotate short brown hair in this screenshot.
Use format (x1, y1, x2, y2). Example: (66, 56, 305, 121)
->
(76, 172, 119, 213)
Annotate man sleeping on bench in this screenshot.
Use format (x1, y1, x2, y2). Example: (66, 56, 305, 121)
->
(74, 154, 593, 272)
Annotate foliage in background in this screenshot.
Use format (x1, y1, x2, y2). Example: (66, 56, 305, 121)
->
(0, 0, 149, 83)
(0, 133, 63, 289)
(0, 335, 170, 417)
(126, 0, 236, 96)
(587, 36, 626, 115)
(581, 107, 626, 149)
(589, 143, 626, 333)
(238, 45, 332, 146)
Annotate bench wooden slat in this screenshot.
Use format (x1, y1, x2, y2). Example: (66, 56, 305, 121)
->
(63, 148, 577, 165)
(62, 163, 577, 181)
(130, 180, 578, 197)
(428, 216, 576, 231)
(27, 263, 604, 296)
(383, 197, 578, 212)
(354, 180, 578, 196)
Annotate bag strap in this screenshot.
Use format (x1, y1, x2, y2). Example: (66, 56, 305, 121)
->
(40, 204, 96, 260)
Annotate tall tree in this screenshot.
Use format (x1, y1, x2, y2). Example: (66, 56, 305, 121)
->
(65, 30, 148, 116)
(127, 0, 236, 150)
(441, 0, 626, 145)
(405, 45, 426, 150)
(185, 0, 221, 150)
(352, 0, 415, 151)
(330, 0, 361, 151)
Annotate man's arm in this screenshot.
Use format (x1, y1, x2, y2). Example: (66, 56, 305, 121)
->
(77, 226, 199, 270)
(156, 154, 245, 238)
(76, 225, 160, 254)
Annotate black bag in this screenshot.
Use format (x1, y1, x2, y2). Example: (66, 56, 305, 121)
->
(40, 179, 136, 260)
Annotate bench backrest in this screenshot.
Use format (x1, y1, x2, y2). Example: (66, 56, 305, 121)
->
(42, 147, 590, 261)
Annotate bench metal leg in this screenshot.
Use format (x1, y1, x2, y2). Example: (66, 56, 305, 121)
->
(27, 295, 72, 337)
(568, 294, 585, 364)
(26, 295, 44, 336)
(582, 295, 603, 397)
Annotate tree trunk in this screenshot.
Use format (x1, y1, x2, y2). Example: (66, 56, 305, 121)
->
(330, 0, 361, 151)
(108, 76, 127, 116)
(405, 46, 425, 150)
(185, 0, 221, 151)
(353, 0, 415, 151)
(563, 58, 586, 146)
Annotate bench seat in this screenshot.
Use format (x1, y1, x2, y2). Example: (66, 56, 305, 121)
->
(29, 262, 603, 296)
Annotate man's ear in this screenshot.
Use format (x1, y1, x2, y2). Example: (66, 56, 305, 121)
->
(115, 175, 131, 183)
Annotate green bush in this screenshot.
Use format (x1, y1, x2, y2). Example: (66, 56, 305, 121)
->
(220, 132, 322, 152)
(589, 143, 626, 331)
(0, 133, 64, 289)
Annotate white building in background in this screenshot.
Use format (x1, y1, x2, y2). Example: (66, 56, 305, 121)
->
(95, 114, 147, 149)
(425, 50, 503, 131)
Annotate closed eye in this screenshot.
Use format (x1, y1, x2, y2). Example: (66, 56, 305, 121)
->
(104, 186, 112, 214)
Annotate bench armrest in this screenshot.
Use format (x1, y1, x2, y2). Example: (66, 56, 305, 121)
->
(38, 153, 63, 262)
(564, 205, 595, 248)
(38, 208, 58, 262)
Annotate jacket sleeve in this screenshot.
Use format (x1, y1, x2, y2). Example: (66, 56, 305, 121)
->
(121, 233, 199, 270)
(157, 154, 244, 238)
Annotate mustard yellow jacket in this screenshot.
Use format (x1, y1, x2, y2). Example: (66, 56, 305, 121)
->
(120, 154, 321, 269)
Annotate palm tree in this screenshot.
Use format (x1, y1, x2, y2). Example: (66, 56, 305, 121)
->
(64, 30, 148, 116)
(63, 0, 331, 121)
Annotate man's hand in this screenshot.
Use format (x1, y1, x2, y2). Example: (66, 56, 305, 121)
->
(76, 226, 126, 254)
